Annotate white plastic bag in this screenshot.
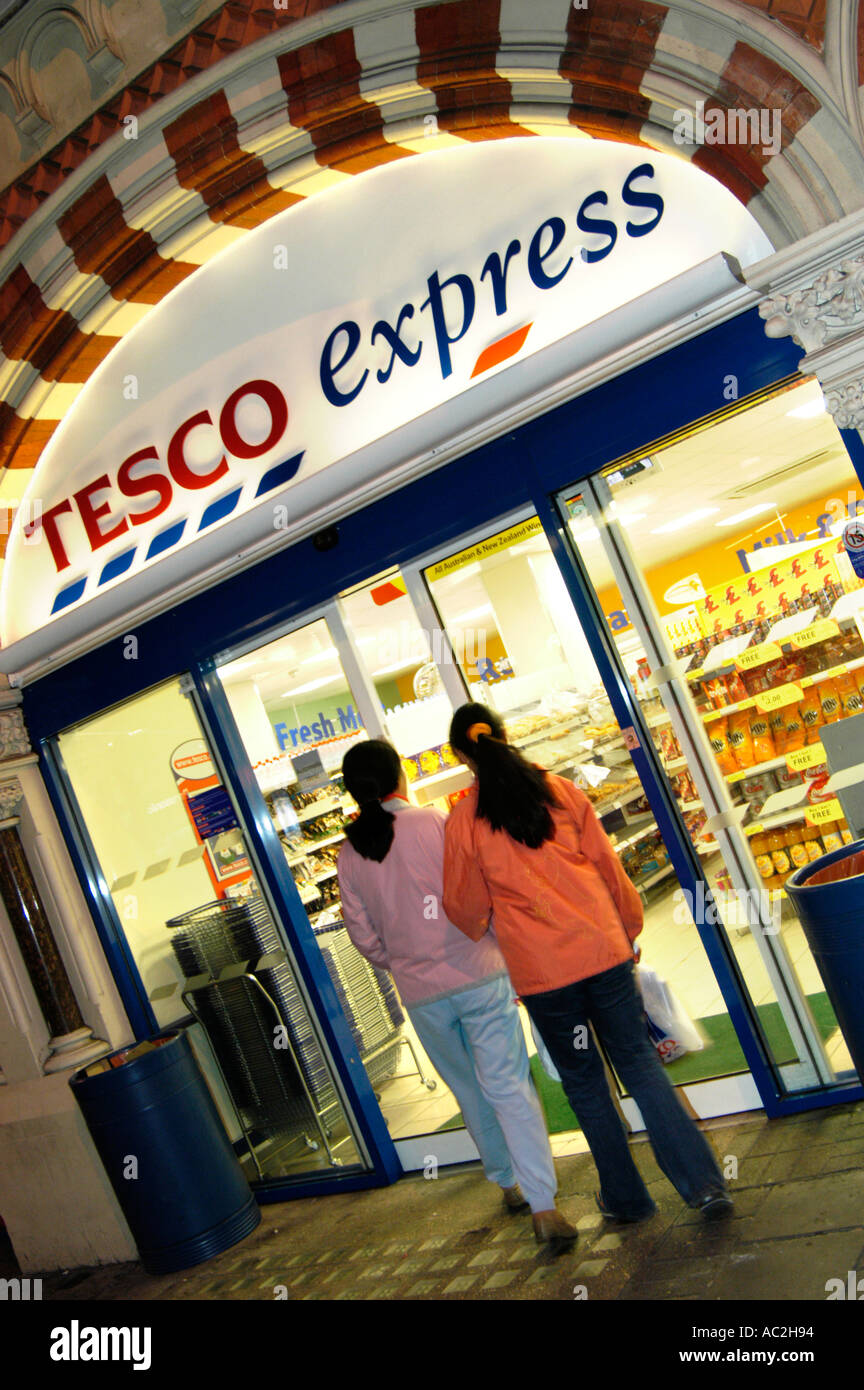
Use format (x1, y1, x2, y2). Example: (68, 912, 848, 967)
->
(636, 965, 704, 1064)
(528, 1017, 561, 1082)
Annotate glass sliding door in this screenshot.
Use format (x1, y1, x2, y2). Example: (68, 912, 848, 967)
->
(215, 581, 480, 1166)
(557, 375, 864, 1101)
(421, 510, 765, 1126)
(56, 676, 372, 1183)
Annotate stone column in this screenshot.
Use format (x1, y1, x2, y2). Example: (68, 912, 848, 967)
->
(745, 208, 864, 439)
(0, 694, 109, 1073)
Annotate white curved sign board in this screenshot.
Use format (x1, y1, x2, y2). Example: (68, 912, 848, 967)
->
(0, 138, 772, 669)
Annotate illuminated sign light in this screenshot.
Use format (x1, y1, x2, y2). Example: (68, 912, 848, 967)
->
(1, 138, 773, 666)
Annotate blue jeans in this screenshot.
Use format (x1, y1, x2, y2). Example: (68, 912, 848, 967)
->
(522, 960, 725, 1218)
(408, 975, 557, 1213)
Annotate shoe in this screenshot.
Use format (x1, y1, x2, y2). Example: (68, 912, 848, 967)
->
(595, 1192, 655, 1225)
(501, 1185, 529, 1213)
(532, 1209, 578, 1255)
(695, 1190, 734, 1222)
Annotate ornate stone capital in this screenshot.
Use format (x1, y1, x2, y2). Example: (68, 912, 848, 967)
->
(759, 255, 864, 354)
(824, 380, 864, 432)
(0, 778, 24, 820)
(0, 707, 31, 762)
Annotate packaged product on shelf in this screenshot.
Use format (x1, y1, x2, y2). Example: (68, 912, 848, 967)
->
(785, 825, 811, 873)
(783, 705, 806, 752)
(659, 727, 681, 761)
(741, 771, 778, 818)
(416, 747, 444, 777)
(724, 669, 750, 703)
(818, 678, 844, 725)
(708, 718, 738, 776)
(802, 825, 825, 862)
(768, 827, 792, 881)
(750, 833, 776, 888)
(835, 670, 862, 717)
(841, 820, 855, 845)
(821, 821, 844, 853)
(775, 763, 805, 792)
(727, 709, 755, 770)
(702, 677, 728, 711)
(797, 687, 824, 744)
(748, 709, 776, 763)
(768, 708, 787, 754)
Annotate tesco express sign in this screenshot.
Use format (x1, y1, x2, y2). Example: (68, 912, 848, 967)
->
(0, 138, 771, 667)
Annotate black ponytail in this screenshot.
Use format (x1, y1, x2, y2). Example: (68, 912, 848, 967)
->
(341, 740, 403, 862)
(449, 702, 557, 849)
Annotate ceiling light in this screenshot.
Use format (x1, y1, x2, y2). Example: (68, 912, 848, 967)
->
(714, 503, 778, 528)
(650, 508, 719, 535)
(451, 604, 495, 624)
(301, 647, 338, 665)
(786, 394, 826, 419)
(280, 675, 342, 698)
(373, 660, 419, 677)
(739, 456, 761, 468)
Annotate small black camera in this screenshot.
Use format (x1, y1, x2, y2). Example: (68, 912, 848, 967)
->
(312, 526, 339, 552)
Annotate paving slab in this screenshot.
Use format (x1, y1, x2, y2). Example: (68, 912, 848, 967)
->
(25, 1102, 864, 1304)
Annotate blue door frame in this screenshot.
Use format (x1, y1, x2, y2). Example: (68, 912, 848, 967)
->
(28, 304, 864, 1205)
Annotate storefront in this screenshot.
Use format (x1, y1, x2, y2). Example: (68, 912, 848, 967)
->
(4, 135, 864, 1204)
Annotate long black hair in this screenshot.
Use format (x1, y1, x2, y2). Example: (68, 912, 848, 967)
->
(341, 739, 403, 862)
(449, 702, 557, 849)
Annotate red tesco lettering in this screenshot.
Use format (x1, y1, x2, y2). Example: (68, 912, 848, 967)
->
(27, 379, 288, 573)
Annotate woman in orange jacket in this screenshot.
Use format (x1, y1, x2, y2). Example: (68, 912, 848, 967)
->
(442, 702, 732, 1226)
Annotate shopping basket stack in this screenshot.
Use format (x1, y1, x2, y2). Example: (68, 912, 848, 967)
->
(313, 922, 404, 1089)
(166, 898, 339, 1144)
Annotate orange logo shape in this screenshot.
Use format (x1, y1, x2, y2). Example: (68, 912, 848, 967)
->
(471, 323, 533, 378)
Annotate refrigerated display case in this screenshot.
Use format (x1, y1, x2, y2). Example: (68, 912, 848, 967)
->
(557, 375, 864, 1099)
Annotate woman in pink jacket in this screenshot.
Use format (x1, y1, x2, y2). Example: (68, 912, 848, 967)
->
(337, 738, 575, 1249)
(443, 703, 732, 1226)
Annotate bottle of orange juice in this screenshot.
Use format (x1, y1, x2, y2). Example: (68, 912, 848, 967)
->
(751, 833, 776, 888)
(785, 824, 811, 874)
(802, 825, 825, 862)
(768, 826, 792, 882)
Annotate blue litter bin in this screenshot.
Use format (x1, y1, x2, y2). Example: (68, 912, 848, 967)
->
(785, 840, 864, 1081)
(70, 1030, 260, 1275)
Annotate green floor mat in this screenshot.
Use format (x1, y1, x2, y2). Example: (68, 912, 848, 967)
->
(436, 992, 838, 1136)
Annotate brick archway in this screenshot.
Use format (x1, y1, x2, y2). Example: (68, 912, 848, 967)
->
(0, 0, 862, 575)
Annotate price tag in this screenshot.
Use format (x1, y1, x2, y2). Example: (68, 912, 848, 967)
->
(703, 699, 754, 723)
(793, 619, 840, 648)
(755, 683, 803, 712)
(786, 744, 827, 773)
(805, 799, 844, 825)
(736, 642, 781, 670)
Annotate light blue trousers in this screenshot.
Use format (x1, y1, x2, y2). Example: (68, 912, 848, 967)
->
(408, 974, 557, 1214)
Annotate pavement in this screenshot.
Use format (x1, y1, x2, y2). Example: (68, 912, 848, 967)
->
(30, 1099, 864, 1304)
